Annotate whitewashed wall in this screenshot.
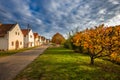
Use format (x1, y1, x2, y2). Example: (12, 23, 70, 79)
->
(28, 30, 34, 47)
(23, 30, 34, 48)
(23, 35, 29, 48)
(8, 24, 24, 50)
(39, 36, 42, 45)
(0, 35, 8, 51)
(34, 37, 39, 46)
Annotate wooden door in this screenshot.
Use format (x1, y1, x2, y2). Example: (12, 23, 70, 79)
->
(15, 40, 19, 49)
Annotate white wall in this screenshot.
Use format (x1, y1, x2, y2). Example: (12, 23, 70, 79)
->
(34, 37, 39, 46)
(23, 35, 29, 48)
(8, 24, 24, 50)
(28, 30, 34, 47)
(0, 35, 8, 51)
(23, 30, 34, 48)
(39, 37, 42, 45)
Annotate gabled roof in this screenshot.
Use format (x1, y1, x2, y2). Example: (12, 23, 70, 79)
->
(33, 32, 39, 38)
(0, 24, 15, 37)
(21, 29, 31, 36)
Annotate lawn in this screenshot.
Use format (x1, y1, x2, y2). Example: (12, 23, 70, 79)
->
(15, 47, 120, 80)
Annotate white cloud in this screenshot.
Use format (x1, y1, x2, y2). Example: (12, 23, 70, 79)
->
(105, 14, 120, 26)
(0, 0, 120, 39)
(109, 0, 119, 5)
(35, 18, 42, 24)
(98, 9, 106, 14)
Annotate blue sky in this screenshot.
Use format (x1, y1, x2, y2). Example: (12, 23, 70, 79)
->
(0, 0, 120, 39)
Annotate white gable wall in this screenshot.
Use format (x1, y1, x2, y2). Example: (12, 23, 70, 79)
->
(39, 37, 42, 45)
(34, 37, 39, 46)
(23, 30, 34, 48)
(28, 30, 34, 47)
(8, 24, 24, 50)
(23, 35, 29, 48)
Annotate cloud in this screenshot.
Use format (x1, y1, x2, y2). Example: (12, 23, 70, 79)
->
(0, 0, 120, 39)
(105, 14, 120, 26)
(108, 0, 120, 5)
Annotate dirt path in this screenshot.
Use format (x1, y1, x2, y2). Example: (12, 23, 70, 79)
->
(0, 45, 48, 80)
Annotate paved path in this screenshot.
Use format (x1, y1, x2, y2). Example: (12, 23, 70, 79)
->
(0, 45, 48, 80)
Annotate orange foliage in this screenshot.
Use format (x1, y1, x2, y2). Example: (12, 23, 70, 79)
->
(52, 33, 65, 44)
(72, 24, 120, 64)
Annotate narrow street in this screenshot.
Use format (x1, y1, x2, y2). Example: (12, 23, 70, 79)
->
(0, 45, 48, 80)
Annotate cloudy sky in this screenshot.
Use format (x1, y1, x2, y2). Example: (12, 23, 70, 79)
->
(0, 0, 120, 39)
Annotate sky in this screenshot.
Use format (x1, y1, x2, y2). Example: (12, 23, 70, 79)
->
(0, 0, 120, 39)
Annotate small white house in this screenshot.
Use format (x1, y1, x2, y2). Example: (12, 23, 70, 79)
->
(33, 32, 40, 46)
(41, 36, 46, 44)
(38, 35, 42, 45)
(0, 23, 24, 51)
(21, 29, 34, 48)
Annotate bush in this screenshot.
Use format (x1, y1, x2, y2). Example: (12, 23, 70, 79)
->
(64, 39, 73, 49)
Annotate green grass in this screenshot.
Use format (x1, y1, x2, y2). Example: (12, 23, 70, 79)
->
(0, 47, 37, 57)
(15, 47, 120, 80)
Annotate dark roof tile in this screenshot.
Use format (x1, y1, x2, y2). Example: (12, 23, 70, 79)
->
(21, 29, 31, 36)
(0, 24, 15, 37)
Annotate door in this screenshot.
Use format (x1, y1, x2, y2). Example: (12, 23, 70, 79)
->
(15, 40, 19, 49)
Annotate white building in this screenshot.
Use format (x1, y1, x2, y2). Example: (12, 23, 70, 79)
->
(33, 32, 40, 46)
(41, 36, 46, 44)
(38, 35, 42, 45)
(0, 23, 24, 51)
(21, 29, 34, 48)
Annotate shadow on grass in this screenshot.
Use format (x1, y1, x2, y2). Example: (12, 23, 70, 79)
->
(15, 47, 120, 80)
(17, 59, 120, 80)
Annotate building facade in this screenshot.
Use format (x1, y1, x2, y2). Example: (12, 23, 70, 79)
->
(34, 32, 40, 46)
(0, 23, 24, 51)
(21, 29, 34, 48)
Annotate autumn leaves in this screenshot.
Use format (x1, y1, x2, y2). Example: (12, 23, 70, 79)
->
(52, 33, 65, 45)
(72, 24, 120, 64)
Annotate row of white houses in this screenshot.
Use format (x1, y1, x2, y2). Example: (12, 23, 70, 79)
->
(0, 23, 49, 51)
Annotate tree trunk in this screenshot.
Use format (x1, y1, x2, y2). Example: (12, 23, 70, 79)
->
(90, 56, 94, 65)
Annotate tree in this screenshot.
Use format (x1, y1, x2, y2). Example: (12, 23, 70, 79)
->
(52, 33, 65, 44)
(64, 27, 80, 50)
(82, 25, 106, 64)
(72, 32, 84, 52)
(104, 26, 120, 63)
(72, 24, 119, 64)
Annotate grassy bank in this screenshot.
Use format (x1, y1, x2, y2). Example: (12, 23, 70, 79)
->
(15, 47, 120, 80)
(0, 47, 37, 57)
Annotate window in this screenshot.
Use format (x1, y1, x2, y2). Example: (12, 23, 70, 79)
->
(15, 32, 17, 35)
(11, 41, 14, 46)
(30, 35, 32, 38)
(18, 32, 19, 35)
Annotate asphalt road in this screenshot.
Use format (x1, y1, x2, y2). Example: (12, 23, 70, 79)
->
(0, 45, 48, 80)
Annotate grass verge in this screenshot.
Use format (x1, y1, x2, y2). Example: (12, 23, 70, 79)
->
(0, 47, 38, 57)
(15, 47, 120, 80)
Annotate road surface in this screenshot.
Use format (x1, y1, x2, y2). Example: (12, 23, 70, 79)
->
(0, 45, 48, 80)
